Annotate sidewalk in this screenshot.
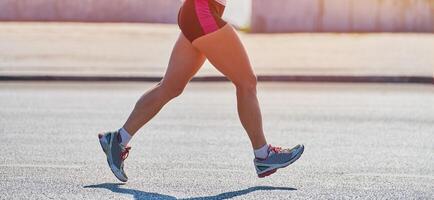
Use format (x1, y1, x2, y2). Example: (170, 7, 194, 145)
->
(0, 22, 433, 83)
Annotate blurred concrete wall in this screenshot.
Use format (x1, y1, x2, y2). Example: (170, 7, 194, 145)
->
(1, 0, 433, 33)
(251, 0, 434, 32)
(0, 0, 181, 23)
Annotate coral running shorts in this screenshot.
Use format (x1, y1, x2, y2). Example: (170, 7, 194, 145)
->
(178, 0, 227, 43)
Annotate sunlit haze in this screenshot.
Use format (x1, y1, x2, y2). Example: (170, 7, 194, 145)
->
(223, 0, 252, 28)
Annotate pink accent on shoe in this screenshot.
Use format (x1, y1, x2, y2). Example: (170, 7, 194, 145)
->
(270, 145, 283, 153)
(255, 144, 282, 160)
(258, 169, 277, 178)
(120, 146, 131, 161)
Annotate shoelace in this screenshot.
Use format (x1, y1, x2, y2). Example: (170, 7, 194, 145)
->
(120, 146, 131, 161)
(269, 145, 282, 153)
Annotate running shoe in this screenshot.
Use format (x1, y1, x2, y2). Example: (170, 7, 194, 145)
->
(98, 130, 131, 182)
(254, 144, 304, 178)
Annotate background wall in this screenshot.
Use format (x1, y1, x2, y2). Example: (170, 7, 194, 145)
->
(251, 0, 434, 32)
(0, 0, 251, 28)
(0, 0, 433, 32)
(0, 0, 182, 23)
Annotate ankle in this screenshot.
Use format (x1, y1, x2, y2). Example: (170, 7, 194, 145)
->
(254, 144, 269, 159)
(119, 127, 132, 146)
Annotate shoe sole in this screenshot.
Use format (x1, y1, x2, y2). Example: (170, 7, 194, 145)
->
(98, 133, 128, 182)
(257, 144, 305, 178)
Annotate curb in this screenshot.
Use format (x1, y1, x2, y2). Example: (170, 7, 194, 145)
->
(0, 75, 432, 84)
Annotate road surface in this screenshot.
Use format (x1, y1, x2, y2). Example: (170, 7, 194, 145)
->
(0, 82, 433, 199)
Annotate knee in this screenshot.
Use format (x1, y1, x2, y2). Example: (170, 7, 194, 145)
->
(234, 75, 258, 95)
(158, 82, 185, 99)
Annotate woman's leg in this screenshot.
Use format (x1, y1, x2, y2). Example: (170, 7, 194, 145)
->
(123, 33, 206, 135)
(192, 24, 267, 149)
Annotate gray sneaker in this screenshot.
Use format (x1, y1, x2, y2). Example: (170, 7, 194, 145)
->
(254, 144, 304, 178)
(98, 130, 131, 182)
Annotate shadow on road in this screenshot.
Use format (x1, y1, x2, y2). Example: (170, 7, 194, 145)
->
(84, 183, 296, 200)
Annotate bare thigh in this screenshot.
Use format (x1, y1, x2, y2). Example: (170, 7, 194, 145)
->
(161, 33, 206, 89)
(192, 24, 256, 85)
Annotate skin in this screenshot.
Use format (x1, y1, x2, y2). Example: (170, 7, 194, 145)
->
(123, 24, 267, 149)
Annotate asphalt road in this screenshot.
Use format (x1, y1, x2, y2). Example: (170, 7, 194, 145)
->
(0, 82, 433, 199)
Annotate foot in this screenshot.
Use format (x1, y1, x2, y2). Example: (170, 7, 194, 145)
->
(98, 130, 131, 182)
(254, 144, 304, 178)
